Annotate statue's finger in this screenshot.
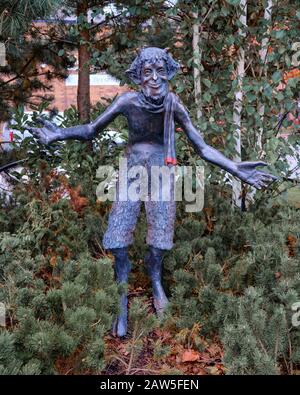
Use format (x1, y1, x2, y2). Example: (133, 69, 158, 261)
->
(37, 117, 56, 132)
(252, 161, 268, 168)
(253, 181, 262, 190)
(257, 180, 267, 189)
(44, 120, 56, 131)
(262, 174, 278, 182)
(257, 171, 278, 182)
(36, 116, 47, 126)
(27, 127, 39, 136)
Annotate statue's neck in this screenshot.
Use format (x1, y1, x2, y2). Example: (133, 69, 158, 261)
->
(140, 92, 165, 106)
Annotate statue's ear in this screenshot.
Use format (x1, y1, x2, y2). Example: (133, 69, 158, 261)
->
(125, 69, 141, 85)
(167, 61, 180, 80)
(165, 50, 180, 80)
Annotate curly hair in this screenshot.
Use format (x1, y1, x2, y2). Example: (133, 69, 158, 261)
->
(125, 47, 180, 85)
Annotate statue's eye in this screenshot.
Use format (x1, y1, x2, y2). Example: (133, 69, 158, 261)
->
(158, 68, 166, 74)
(144, 69, 152, 76)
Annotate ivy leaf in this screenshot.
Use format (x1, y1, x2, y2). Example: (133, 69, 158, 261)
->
(202, 78, 211, 88)
(199, 121, 208, 131)
(203, 92, 211, 102)
(276, 92, 285, 102)
(246, 93, 257, 103)
(246, 106, 255, 115)
(274, 30, 286, 39)
(272, 71, 282, 83)
(225, 0, 240, 5)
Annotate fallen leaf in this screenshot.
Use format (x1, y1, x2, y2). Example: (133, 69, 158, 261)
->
(181, 349, 200, 363)
(50, 255, 57, 267)
(207, 366, 220, 375)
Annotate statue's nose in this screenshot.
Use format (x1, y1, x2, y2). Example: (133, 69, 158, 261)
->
(152, 71, 158, 81)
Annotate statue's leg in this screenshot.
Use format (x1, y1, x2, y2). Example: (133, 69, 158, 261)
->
(144, 190, 176, 316)
(110, 247, 132, 337)
(145, 246, 168, 315)
(102, 156, 142, 337)
(103, 200, 139, 337)
(144, 150, 176, 316)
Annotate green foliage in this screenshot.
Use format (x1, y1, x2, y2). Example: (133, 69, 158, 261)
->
(167, 187, 300, 374)
(97, 0, 300, 190)
(0, 1, 59, 38)
(0, 1, 74, 121)
(0, 219, 119, 373)
(0, 107, 120, 373)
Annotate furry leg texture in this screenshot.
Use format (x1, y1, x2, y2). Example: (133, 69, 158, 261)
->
(145, 246, 169, 316)
(110, 247, 132, 337)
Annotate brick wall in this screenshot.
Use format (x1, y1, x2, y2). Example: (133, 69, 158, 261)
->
(48, 76, 128, 112)
(28, 22, 130, 113)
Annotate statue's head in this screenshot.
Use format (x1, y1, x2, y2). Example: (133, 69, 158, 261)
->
(126, 47, 180, 101)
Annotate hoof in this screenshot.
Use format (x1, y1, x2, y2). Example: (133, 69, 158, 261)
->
(153, 287, 169, 317)
(112, 315, 127, 337)
(112, 293, 128, 337)
(153, 298, 169, 317)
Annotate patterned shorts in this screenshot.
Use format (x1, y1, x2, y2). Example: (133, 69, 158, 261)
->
(102, 145, 176, 250)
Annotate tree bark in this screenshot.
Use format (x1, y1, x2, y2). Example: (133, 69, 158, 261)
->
(232, 0, 247, 208)
(192, 10, 202, 121)
(77, 0, 91, 124)
(257, 0, 272, 155)
(246, 1, 272, 205)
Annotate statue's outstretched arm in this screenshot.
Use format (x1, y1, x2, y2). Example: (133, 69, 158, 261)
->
(175, 100, 277, 189)
(27, 94, 126, 145)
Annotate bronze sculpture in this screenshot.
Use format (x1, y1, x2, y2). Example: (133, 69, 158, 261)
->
(28, 47, 277, 337)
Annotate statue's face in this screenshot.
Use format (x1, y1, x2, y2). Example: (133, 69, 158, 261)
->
(140, 59, 168, 100)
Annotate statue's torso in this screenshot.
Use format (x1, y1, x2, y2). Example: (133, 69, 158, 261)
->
(121, 93, 165, 149)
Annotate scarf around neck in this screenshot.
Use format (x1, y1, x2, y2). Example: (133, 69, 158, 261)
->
(137, 91, 177, 166)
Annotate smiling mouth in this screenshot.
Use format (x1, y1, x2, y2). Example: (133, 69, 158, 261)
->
(149, 84, 161, 89)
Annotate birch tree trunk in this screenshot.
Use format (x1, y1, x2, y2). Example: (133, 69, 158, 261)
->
(257, 0, 273, 155)
(246, 1, 272, 205)
(192, 9, 202, 121)
(232, 0, 247, 208)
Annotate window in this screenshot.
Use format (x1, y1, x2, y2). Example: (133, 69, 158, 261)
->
(65, 72, 120, 86)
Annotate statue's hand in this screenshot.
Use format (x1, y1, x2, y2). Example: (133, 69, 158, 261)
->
(235, 161, 278, 189)
(27, 117, 61, 145)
